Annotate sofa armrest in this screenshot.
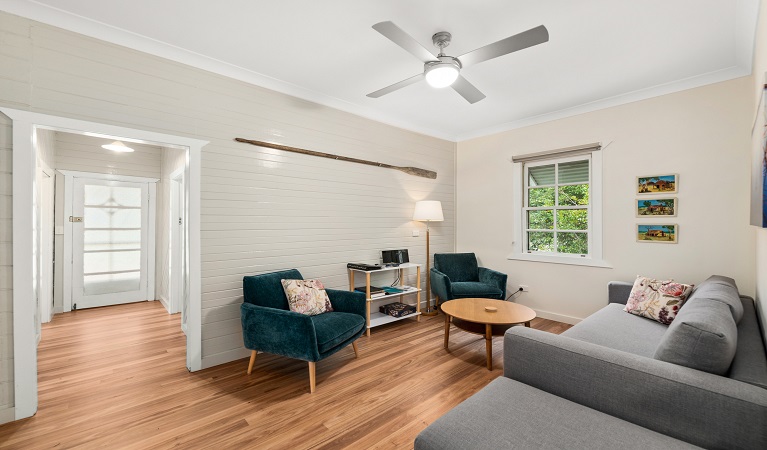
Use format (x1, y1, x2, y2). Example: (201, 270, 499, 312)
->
(430, 268, 452, 301)
(608, 281, 633, 305)
(478, 267, 507, 299)
(240, 303, 320, 361)
(503, 327, 767, 449)
(326, 288, 366, 318)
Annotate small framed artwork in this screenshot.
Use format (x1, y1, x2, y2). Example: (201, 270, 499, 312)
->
(636, 198, 677, 217)
(637, 174, 678, 194)
(637, 224, 678, 244)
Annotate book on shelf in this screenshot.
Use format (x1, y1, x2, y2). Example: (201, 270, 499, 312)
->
(354, 286, 387, 298)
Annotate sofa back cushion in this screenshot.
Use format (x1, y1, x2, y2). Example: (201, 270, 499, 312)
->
(654, 297, 737, 375)
(688, 275, 743, 323)
(243, 269, 303, 310)
(434, 253, 479, 282)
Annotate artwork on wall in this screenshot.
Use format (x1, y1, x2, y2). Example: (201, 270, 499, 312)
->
(637, 174, 677, 194)
(750, 75, 767, 227)
(637, 224, 677, 244)
(636, 198, 677, 217)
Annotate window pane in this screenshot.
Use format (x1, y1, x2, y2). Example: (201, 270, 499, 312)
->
(558, 160, 589, 184)
(557, 209, 588, 230)
(528, 231, 554, 252)
(557, 232, 588, 254)
(84, 185, 142, 207)
(528, 164, 555, 186)
(84, 250, 141, 274)
(84, 207, 141, 229)
(83, 271, 140, 295)
(558, 184, 589, 206)
(528, 187, 555, 207)
(527, 210, 553, 230)
(84, 230, 142, 252)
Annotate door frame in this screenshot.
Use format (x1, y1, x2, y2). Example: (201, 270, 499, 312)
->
(61, 171, 158, 312)
(169, 167, 184, 315)
(38, 165, 54, 325)
(1, 107, 207, 421)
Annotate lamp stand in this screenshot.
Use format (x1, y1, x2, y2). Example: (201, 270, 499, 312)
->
(422, 222, 438, 316)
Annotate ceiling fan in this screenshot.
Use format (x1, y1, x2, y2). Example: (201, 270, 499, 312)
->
(367, 21, 549, 104)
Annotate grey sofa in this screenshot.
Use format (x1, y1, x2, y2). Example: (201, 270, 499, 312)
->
(415, 275, 767, 449)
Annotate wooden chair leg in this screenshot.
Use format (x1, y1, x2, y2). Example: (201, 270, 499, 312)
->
(246, 350, 257, 375)
(352, 340, 359, 358)
(308, 361, 316, 393)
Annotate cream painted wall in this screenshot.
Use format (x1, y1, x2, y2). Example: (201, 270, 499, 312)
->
(0, 115, 12, 421)
(457, 78, 755, 323)
(751, 0, 767, 347)
(0, 10, 455, 421)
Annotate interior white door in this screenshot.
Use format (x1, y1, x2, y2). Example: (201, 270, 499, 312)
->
(72, 178, 150, 309)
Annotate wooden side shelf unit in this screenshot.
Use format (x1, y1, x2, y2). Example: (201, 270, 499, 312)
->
(348, 263, 421, 336)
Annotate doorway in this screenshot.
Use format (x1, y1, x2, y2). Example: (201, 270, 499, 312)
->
(2, 107, 206, 420)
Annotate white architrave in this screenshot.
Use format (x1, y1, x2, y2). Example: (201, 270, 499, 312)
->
(0, 107, 207, 421)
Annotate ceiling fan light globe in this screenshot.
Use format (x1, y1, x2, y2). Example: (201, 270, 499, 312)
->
(425, 64, 459, 88)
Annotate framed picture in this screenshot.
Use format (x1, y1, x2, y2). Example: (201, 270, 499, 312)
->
(636, 198, 677, 217)
(637, 224, 678, 244)
(637, 174, 678, 194)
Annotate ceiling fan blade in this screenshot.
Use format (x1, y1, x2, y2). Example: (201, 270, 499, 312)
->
(458, 25, 549, 68)
(372, 21, 436, 62)
(451, 75, 486, 104)
(367, 73, 425, 98)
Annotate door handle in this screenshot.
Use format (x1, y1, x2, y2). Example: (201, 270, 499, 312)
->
(69, 216, 83, 222)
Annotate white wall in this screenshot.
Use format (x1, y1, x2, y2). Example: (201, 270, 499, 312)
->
(457, 77, 755, 324)
(0, 115, 12, 423)
(752, 0, 767, 347)
(0, 10, 455, 421)
(155, 146, 185, 307)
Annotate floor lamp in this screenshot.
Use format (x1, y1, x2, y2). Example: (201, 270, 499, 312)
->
(413, 200, 443, 316)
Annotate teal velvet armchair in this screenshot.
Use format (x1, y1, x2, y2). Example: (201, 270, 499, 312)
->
(430, 253, 507, 306)
(241, 269, 366, 392)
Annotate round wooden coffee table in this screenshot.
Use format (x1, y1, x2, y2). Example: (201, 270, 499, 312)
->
(441, 298, 536, 371)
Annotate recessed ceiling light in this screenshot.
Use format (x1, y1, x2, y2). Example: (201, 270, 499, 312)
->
(101, 141, 134, 152)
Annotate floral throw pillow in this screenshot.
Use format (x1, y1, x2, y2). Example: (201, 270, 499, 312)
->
(281, 279, 333, 316)
(624, 276, 693, 325)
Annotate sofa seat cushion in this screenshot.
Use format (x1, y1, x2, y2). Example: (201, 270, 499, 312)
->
(414, 377, 698, 450)
(729, 297, 767, 388)
(563, 304, 668, 358)
(450, 282, 503, 299)
(689, 275, 743, 323)
(654, 298, 737, 375)
(311, 312, 365, 355)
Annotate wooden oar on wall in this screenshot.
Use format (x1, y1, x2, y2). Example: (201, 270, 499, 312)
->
(234, 137, 437, 179)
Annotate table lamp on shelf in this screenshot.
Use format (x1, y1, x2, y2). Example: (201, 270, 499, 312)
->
(413, 200, 444, 316)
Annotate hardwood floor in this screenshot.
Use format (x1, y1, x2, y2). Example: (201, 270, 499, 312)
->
(0, 301, 572, 449)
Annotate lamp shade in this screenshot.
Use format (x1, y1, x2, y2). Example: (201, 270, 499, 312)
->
(413, 200, 444, 222)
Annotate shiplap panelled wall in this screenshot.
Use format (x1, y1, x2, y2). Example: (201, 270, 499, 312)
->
(0, 10, 456, 418)
(51, 131, 166, 313)
(156, 146, 185, 306)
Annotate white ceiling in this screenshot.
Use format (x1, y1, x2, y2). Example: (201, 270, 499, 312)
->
(1, 0, 760, 141)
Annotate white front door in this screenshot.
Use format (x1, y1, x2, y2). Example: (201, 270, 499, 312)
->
(72, 178, 152, 309)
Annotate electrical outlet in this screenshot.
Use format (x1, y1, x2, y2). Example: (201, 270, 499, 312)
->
(412, 230, 420, 237)
(519, 285, 529, 292)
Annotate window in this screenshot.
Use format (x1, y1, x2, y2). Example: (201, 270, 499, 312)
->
(525, 157, 590, 255)
(510, 145, 608, 267)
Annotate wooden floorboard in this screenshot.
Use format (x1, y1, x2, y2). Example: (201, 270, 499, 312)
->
(0, 301, 572, 449)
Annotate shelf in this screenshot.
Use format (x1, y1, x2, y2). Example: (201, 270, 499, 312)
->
(368, 311, 421, 328)
(364, 288, 421, 301)
(347, 263, 422, 273)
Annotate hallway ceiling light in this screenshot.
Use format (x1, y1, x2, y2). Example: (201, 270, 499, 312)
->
(101, 140, 135, 152)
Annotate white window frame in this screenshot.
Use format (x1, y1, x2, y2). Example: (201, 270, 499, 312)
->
(510, 148, 610, 268)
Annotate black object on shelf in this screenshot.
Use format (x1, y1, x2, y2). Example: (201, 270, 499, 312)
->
(379, 302, 416, 318)
(347, 262, 382, 271)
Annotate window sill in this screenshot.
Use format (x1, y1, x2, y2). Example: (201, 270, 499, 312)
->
(507, 253, 613, 268)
